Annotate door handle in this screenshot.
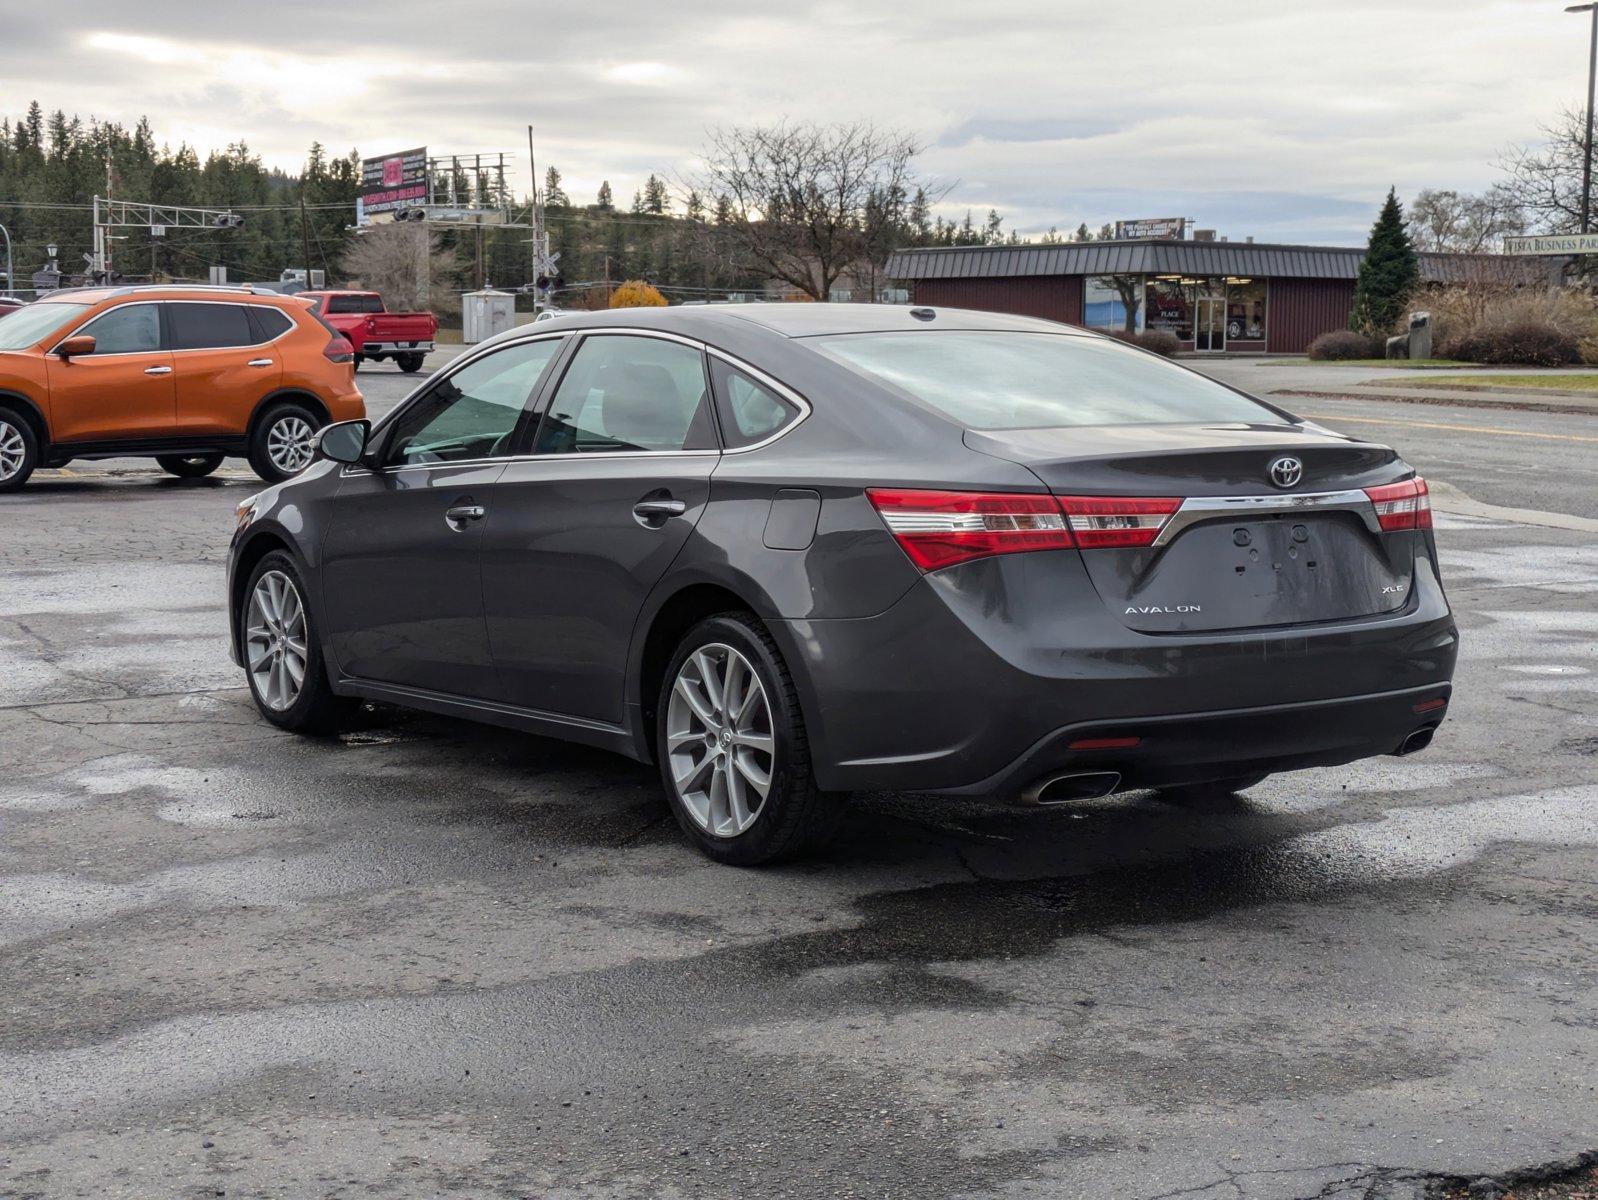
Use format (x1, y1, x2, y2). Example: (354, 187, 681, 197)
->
(248, 358, 274, 368)
(633, 498, 687, 519)
(445, 504, 486, 530)
(144, 366, 172, 375)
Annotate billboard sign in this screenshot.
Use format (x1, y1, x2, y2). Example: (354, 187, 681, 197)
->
(1115, 217, 1186, 241)
(1502, 233, 1598, 255)
(360, 147, 428, 218)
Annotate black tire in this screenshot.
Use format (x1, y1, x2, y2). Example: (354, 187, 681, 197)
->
(656, 612, 843, 866)
(1153, 774, 1270, 806)
(247, 400, 324, 483)
(0, 405, 40, 492)
(239, 550, 356, 735)
(396, 353, 425, 373)
(351, 353, 364, 369)
(156, 453, 224, 479)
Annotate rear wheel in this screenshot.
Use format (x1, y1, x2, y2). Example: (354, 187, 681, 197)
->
(240, 550, 355, 734)
(1153, 774, 1269, 805)
(248, 401, 323, 483)
(397, 353, 425, 373)
(0, 407, 39, 492)
(657, 613, 842, 865)
(157, 453, 224, 479)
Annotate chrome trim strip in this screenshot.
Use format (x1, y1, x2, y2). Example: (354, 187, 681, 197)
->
(1151, 489, 1379, 547)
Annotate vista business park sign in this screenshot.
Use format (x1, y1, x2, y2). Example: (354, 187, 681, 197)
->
(1503, 233, 1598, 255)
(360, 147, 429, 217)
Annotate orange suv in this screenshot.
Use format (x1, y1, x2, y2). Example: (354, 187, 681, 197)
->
(0, 286, 365, 491)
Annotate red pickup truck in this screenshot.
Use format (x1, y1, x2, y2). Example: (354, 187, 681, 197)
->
(298, 291, 438, 373)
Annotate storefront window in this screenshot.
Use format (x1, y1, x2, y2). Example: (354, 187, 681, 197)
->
(1145, 277, 1193, 341)
(1225, 279, 1267, 341)
(1084, 275, 1142, 333)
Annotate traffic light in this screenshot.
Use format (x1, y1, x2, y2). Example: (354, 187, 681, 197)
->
(210, 213, 245, 229)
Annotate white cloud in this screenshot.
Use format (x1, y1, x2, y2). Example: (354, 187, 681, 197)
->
(600, 61, 687, 86)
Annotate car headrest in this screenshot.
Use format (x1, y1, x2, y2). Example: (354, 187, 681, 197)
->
(597, 362, 692, 449)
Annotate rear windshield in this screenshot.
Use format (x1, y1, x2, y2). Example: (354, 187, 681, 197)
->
(327, 294, 384, 314)
(0, 302, 91, 351)
(812, 330, 1282, 429)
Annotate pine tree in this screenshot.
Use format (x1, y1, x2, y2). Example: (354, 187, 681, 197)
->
(1073, 222, 1091, 242)
(596, 180, 613, 209)
(1350, 187, 1420, 335)
(643, 173, 669, 215)
(543, 166, 568, 207)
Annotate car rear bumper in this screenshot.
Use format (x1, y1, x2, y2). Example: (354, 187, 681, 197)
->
(772, 548, 1458, 796)
(359, 341, 434, 355)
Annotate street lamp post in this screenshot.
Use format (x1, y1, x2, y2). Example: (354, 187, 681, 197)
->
(1568, 3, 1598, 233)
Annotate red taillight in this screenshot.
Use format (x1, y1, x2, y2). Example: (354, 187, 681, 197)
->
(1068, 736, 1142, 751)
(323, 335, 355, 364)
(1364, 476, 1432, 531)
(1056, 495, 1182, 548)
(866, 488, 1074, 571)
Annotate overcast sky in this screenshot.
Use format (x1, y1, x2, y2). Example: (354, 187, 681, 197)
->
(6, 0, 1583, 244)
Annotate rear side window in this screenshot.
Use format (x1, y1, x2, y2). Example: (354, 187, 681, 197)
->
(168, 303, 255, 350)
(247, 306, 294, 343)
(710, 359, 800, 449)
(535, 335, 716, 454)
(812, 331, 1280, 429)
(327, 294, 383, 314)
(78, 304, 161, 354)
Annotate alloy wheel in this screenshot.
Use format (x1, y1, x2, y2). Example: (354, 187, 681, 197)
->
(266, 416, 317, 474)
(245, 569, 309, 711)
(0, 421, 25, 482)
(666, 643, 776, 838)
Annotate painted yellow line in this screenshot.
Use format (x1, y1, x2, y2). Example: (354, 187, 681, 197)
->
(1300, 412, 1598, 444)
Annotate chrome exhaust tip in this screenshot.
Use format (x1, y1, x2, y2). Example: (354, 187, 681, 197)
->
(1393, 726, 1436, 757)
(1022, 771, 1123, 805)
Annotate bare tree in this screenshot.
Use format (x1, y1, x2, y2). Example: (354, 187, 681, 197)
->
(692, 122, 935, 302)
(342, 224, 461, 313)
(1409, 187, 1525, 253)
(1498, 106, 1590, 233)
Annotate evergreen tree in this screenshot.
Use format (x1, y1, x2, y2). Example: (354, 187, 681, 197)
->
(543, 166, 568, 207)
(596, 180, 613, 209)
(1073, 222, 1091, 242)
(1350, 187, 1420, 335)
(643, 173, 669, 215)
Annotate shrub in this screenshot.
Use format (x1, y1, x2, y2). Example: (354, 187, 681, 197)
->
(1452, 322, 1580, 367)
(608, 280, 668, 309)
(1307, 330, 1381, 360)
(1108, 329, 1181, 357)
(1422, 283, 1598, 362)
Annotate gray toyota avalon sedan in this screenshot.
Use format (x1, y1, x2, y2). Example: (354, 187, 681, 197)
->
(227, 303, 1456, 864)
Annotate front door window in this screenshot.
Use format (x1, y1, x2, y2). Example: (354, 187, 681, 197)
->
(1195, 290, 1227, 352)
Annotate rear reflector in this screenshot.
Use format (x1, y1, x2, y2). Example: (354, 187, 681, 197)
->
(1055, 495, 1182, 548)
(1364, 476, 1432, 531)
(1067, 735, 1142, 751)
(1412, 697, 1447, 714)
(866, 488, 1073, 571)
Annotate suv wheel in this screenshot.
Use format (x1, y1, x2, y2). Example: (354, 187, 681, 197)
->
(157, 453, 224, 479)
(396, 353, 425, 374)
(240, 550, 354, 734)
(0, 407, 40, 492)
(657, 613, 842, 865)
(248, 402, 323, 483)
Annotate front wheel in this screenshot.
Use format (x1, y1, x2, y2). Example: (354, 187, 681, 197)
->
(240, 550, 355, 734)
(396, 353, 425, 373)
(157, 453, 224, 479)
(0, 406, 40, 492)
(657, 613, 842, 865)
(248, 402, 323, 483)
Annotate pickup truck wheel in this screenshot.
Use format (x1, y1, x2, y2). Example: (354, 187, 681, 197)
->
(397, 353, 425, 373)
(351, 353, 364, 370)
(157, 453, 224, 479)
(0, 406, 40, 492)
(248, 401, 324, 483)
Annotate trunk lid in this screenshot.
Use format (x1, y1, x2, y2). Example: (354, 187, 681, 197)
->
(965, 422, 1417, 633)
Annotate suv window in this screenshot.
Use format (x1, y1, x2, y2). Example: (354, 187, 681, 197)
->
(247, 306, 293, 343)
(384, 338, 564, 467)
(710, 359, 800, 448)
(327, 295, 383, 315)
(78, 303, 162, 355)
(168, 303, 255, 351)
(535, 335, 715, 454)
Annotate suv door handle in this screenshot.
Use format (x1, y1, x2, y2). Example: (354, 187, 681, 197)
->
(633, 498, 687, 519)
(445, 504, 486, 530)
(248, 358, 274, 367)
(144, 365, 172, 375)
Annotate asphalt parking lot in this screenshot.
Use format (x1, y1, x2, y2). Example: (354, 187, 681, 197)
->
(2, 352, 1596, 1200)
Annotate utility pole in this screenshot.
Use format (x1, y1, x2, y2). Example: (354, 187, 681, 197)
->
(1570, 3, 1598, 232)
(299, 193, 314, 281)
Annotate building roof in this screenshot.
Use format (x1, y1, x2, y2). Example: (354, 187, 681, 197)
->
(884, 238, 1548, 285)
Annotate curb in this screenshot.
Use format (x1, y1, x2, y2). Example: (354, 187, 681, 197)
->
(1271, 388, 1598, 418)
(1428, 480, 1598, 534)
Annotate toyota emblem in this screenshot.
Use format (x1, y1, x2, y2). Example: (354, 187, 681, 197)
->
(1269, 456, 1303, 489)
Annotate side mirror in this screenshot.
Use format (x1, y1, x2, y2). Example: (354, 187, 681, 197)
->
(316, 419, 371, 466)
(56, 335, 96, 359)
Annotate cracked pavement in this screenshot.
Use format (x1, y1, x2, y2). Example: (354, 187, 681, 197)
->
(1, 368, 1595, 1199)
